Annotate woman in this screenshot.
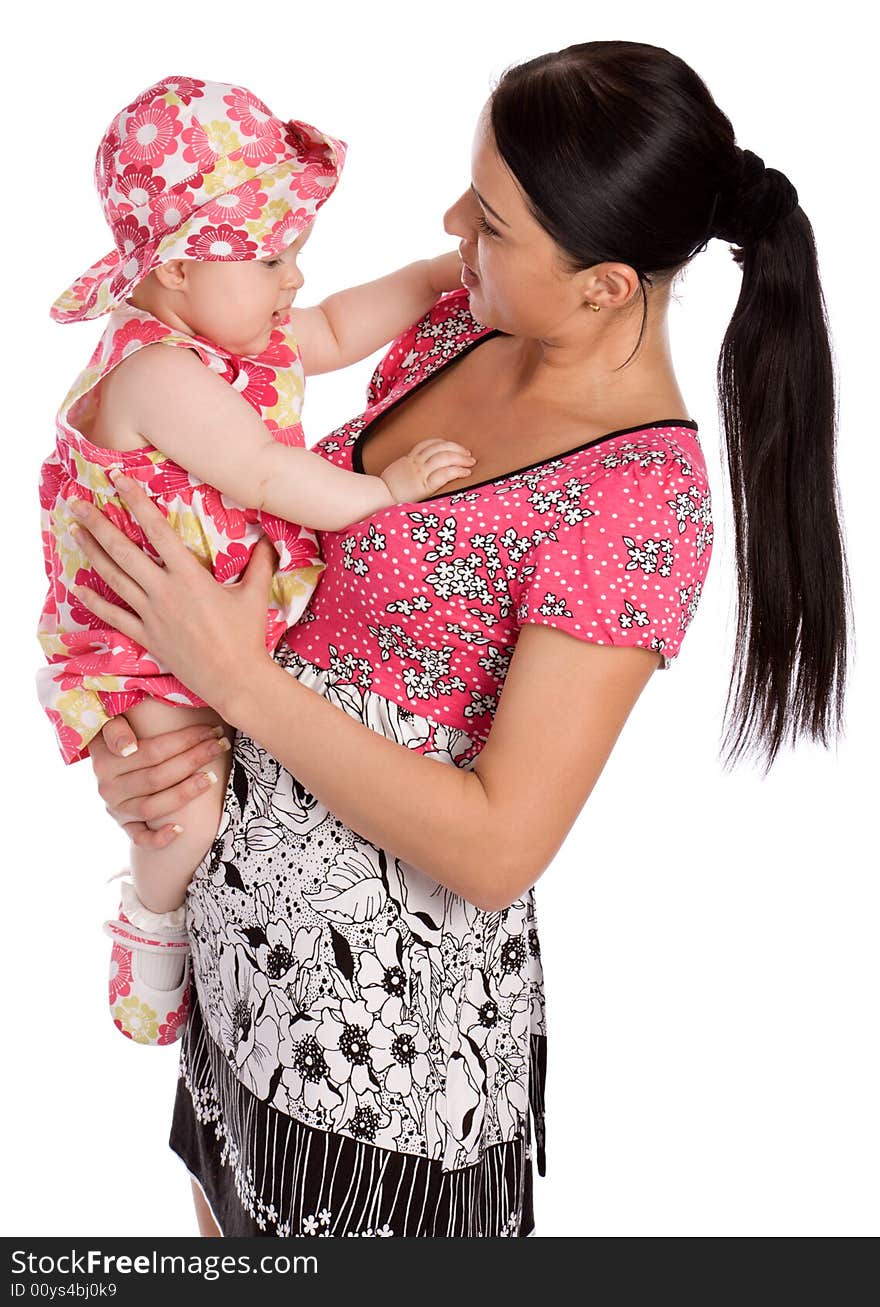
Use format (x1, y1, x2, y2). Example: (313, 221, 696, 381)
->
(72, 40, 849, 1237)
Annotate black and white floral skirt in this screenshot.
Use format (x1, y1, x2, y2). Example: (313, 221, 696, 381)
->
(168, 650, 547, 1238)
(170, 996, 540, 1237)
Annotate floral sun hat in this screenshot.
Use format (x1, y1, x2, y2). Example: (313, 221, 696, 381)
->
(51, 75, 347, 324)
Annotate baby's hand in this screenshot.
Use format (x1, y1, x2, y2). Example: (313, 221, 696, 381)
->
(427, 250, 465, 295)
(381, 439, 476, 503)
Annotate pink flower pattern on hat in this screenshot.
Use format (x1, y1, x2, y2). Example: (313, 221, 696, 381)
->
(264, 209, 311, 257)
(52, 77, 346, 323)
(180, 121, 218, 171)
(117, 165, 164, 207)
(149, 187, 198, 234)
(225, 86, 277, 137)
(185, 224, 257, 260)
(119, 101, 182, 168)
(201, 178, 266, 223)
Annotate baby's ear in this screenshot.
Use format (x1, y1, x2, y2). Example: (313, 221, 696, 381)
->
(153, 260, 187, 290)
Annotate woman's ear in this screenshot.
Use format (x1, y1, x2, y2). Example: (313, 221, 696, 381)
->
(575, 261, 642, 311)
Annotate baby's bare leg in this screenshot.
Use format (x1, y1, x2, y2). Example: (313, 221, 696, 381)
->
(124, 700, 233, 913)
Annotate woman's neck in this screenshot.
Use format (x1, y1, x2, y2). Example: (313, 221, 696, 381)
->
(491, 310, 689, 422)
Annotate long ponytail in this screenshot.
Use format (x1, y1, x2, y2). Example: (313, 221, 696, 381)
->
(490, 40, 852, 772)
(714, 161, 850, 771)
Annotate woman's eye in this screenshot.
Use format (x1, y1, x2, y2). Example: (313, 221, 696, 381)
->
(476, 213, 499, 238)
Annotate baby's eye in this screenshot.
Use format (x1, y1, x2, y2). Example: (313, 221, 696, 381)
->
(264, 257, 283, 268)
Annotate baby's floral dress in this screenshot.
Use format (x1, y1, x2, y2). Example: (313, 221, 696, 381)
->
(36, 303, 323, 763)
(170, 288, 715, 1237)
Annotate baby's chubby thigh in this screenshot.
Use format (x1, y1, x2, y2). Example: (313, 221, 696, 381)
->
(124, 699, 234, 914)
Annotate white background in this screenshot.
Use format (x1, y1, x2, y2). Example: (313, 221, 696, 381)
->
(2, 0, 875, 1238)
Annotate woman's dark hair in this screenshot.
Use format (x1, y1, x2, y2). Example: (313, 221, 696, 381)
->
(491, 40, 851, 774)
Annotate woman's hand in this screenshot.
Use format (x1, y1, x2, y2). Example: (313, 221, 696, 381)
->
(68, 471, 277, 722)
(90, 717, 231, 849)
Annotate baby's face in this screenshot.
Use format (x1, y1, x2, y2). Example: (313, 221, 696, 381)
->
(161, 223, 312, 356)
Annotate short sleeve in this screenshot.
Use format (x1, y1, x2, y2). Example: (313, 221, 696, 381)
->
(365, 318, 420, 407)
(513, 456, 714, 668)
(365, 289, 478, 407)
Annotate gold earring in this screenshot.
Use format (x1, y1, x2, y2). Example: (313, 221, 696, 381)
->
(587, 300, 601, 312)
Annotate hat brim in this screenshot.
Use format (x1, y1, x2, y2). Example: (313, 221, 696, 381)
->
(51, 123, 346, 325)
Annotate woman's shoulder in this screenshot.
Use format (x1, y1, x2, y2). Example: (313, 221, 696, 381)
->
(540, 422, 712, 560)
(568, 420, 709, 485)
(456, 420, 710, 512)
(365, 287, 489, 407)
(508, 423, 714, 667)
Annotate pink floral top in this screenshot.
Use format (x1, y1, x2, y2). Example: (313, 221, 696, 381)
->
(283, 288, 714, 764)
(36, 304, 324, 764)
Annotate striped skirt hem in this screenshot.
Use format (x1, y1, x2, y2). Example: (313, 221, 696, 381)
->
(169, 993, 538, 1237)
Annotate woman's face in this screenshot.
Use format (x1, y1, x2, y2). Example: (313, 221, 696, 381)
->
(444, 102, 593, 338)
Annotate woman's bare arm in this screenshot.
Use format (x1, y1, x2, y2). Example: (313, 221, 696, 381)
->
(224, 627, 659, 909)
(70, 477, 659, 910)
(94, 630, 657, 911)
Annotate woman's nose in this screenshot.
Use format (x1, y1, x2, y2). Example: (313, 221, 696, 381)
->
(443, 192, 470, 239)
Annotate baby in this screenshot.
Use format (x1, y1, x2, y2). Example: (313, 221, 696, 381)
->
(36, 76, 472, 1046)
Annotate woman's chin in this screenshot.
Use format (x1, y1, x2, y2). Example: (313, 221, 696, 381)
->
(461, 283, 492, 327)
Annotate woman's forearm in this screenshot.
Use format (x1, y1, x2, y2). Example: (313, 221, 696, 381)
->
(227, 659, 512, 909)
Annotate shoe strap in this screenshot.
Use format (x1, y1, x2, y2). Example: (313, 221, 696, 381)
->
(103, 917, 190, 956)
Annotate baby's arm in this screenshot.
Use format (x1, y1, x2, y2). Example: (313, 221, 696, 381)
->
(118, 346, 475, 530)
(123, 698, 232, 913)
(291, 252, 462, 375)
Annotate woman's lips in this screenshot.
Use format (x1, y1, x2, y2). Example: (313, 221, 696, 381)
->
(460, 261, 480, 289)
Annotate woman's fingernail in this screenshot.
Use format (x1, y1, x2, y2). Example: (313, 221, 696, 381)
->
(212, 738, 231, 755)
(171, 824, 184, 835)
(212, 724, 227, 738)
(108, 468, 128, 486)
(197, 770, 218, 788)
(70, 500, 87, 519)
(120, 742, 138, 758)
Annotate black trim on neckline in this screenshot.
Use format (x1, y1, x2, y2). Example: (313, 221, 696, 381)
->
(352, 327, 698, 503)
